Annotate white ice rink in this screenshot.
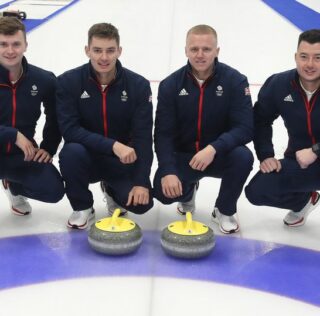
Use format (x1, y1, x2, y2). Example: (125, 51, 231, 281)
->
(0, 1, 319, 315)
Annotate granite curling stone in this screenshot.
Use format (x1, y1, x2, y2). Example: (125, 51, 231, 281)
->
(161, 211, 215, 259)
(88, 208, 142, 255)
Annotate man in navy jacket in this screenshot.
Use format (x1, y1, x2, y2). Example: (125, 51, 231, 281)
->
(57, 23, 153, 229)
(153, 25, 253, 234)
(246, 29, 320, 227)
(0, 17, 64, 215)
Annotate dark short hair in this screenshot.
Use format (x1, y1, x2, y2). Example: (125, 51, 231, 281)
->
(298, 29, 320, 47)
(88, 23, 120, 46)
(0, 17, 26, 40)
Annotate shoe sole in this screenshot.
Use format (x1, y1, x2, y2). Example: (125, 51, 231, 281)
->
(108, 211, 128, 217)
(11, 207, 31, 216)
(283, 218, 305, 227)
(177, 207, 194, 216)
(283, 216, 307, 227)
(67, 221, 90, 230)
(211, 214, 240, 234)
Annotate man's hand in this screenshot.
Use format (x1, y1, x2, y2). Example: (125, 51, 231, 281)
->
(33, 148, 52, 163)
(260, 157, 281, 173)
(126, 186, 149, 206)
(296, 148, 317, 169)
(161, 174, 183, 198)
(15, 131, 36, 161)
(112, 141, 137, 164)
(189, 145, 216, 171)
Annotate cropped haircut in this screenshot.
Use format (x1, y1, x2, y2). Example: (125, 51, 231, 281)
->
(186, 24, 217, 42)
(88, 23, 120, 46)
(0, 17, 26, 41)
(298, 29, 320, 47)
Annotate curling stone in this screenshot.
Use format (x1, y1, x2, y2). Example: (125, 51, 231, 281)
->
(161, 212, 215, 259)
(88, 208, 142, 255)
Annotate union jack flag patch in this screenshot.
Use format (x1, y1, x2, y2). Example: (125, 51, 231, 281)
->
(244, 87, 251, 96)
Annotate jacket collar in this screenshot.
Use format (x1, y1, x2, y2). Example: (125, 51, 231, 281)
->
(88, 59, 123, 85)
(187, 57, 218, 84)
(0, 56, 28, 85)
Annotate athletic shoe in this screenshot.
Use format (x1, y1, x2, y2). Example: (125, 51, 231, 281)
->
(1, 179, 32, 216)
(283, 191, 320, 227)
(100, 181, 128, 216)
(177, 182, 199, 215)
(67, 207, 95, 229)
(212, 207, 240, 234)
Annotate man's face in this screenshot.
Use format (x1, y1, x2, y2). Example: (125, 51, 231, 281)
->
(295, 40, 320, 87)
(85, 36, 122, 77)
(185, 33, 219, 80)
(0, 30, 27, 71)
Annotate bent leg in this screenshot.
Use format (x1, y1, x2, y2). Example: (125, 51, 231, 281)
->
(153, 153, 201, 206)
(100, 157, 153, 215)
(245, 158, 320, 212)
(107, 180, 153, 214)
(207, 146, 253, 215)
(59, 143, 95, 210)
(1, 154, 64, 203)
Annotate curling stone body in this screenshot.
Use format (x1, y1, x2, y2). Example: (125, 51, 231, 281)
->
(88, 209, 142, 255)
(161, 212, 215, 259)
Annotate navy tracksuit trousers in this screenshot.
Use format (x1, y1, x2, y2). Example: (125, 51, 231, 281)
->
(245, 157, 320, 212)
(0, 154, 64, 203)
(153, 146, 253, 215)
(59, 143, 153, 214)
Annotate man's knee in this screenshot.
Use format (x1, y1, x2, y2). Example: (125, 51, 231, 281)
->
(59, 143, 91, 176)
(49, 180, 65, 202)
(245, 176, 265, 206)
(33, 180, 64, 203)
(59, 143, 88, 163)
(231, 146, 254, 170)
(128, 199, 154, 215)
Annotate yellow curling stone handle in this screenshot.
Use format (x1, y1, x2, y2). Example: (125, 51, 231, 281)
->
(95, 208, 136, 232)
(168, 211, 209, 236)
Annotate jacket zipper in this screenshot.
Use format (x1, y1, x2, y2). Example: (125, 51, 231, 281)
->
(294, 81, 320, 144)
(102, 89, 108, 137)
(196, 85, 205, 152)
(6, 86, 17, 153)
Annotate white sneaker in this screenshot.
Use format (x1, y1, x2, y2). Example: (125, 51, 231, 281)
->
(212, 207, 240, 234)
(177, 182, 198, 215)
(100, 182, 128, 216)
(1, 180, 32, 216)
(283, 192, 320, 227)
(67, 207, 95, 229)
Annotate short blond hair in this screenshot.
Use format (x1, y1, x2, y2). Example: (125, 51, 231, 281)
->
(186, 25, 217, 41)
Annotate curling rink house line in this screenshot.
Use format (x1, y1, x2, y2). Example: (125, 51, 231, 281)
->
(0, 0, 15, 10)
(262, 0, 320, 31)
(0, 0, 80, 32)
(0, 231, 319, 307)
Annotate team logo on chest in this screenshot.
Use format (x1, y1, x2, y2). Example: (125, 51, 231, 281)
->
(216, 85, 223, 96)
(121, 90, 128, 102)
(31, 85, 38, 96)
